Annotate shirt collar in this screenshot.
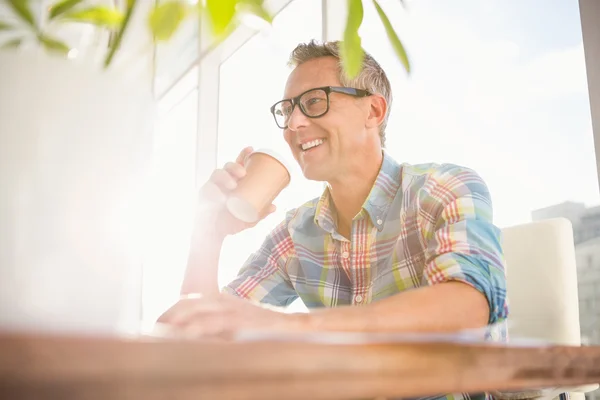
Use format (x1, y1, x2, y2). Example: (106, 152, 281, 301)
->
(314, 187, 336, 234)
(314, 150, 402, 233)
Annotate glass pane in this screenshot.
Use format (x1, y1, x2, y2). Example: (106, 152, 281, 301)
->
(142, 88, 198, 323)
(216, 0, 324, 311)
(154, 15, 199, 97)
(359, 0, 599, 347)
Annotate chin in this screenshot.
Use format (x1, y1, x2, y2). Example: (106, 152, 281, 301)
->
(301, 164, 328, 182)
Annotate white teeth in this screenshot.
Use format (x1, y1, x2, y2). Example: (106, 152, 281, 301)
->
(301, 139, 324, 151)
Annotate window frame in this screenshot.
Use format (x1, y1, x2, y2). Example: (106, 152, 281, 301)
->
(579, 0, 600, 192)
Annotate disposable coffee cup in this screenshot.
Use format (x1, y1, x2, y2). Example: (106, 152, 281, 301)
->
(226, 148, 291, 223)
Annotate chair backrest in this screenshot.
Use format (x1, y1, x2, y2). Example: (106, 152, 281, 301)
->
(501, 218, 582, 345)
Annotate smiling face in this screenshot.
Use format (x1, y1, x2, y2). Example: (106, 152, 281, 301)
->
(281, 56, 383, 183)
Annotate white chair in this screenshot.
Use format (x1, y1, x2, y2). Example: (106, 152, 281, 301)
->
(501, 218, 599, 399)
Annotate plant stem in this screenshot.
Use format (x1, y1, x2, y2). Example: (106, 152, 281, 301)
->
(104, 0, 137, 68)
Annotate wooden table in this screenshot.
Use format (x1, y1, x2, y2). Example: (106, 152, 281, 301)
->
(0, 332, 599, 400)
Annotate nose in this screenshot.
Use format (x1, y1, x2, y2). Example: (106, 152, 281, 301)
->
(286, 103, 309, 132)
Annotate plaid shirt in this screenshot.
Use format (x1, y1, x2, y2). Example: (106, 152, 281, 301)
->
(225, 151, 507, 319)
(224, 151, 508, 399)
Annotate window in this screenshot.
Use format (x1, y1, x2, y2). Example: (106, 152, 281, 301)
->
(142, 70, 199, 323)
(215, 0, 324, 309)
(148, 1, 600, 359)
(352, 0, 598, 228)
(144, 0, 322, 321)
(154, 12, 200, 97)
(343, 0, 600, 351)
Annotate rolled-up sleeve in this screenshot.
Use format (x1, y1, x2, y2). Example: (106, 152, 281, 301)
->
(417, 164, 508, 324)
(222, 220, 298, 307)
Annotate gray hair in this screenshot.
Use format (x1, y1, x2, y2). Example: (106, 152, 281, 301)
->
(288, 40, 392, 147)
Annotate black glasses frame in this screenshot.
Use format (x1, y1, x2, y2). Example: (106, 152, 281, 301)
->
(269, 86, 371, 129)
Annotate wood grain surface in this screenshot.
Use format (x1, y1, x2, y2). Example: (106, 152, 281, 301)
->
(0, 333, 599, 400)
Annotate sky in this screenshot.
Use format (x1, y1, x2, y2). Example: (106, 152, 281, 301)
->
(358, 0, 597, 227)
(216, 0, 597, 278)
(144, 0, 599, 318)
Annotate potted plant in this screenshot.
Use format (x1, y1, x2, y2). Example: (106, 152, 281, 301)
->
(0, 0, 410, 336)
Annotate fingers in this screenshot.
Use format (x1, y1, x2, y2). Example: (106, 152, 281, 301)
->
(199, 180, 227, 203)
(235, 146, 253, 165)
(200, 148, 251, 203)
(177, 312, 230, 339)
(223, 161, 246, 180)
(155, 295, 278, 341)
(169, 320, 234, 342)
(156, 297, 234, 339)
(156, 294, 204, 324)
(210, 168, 238, 191)
(203, 164, 242, 200)
(198, 170, 232, 204)
(170, 301, 225, 326)
(158, 294, 225, 325)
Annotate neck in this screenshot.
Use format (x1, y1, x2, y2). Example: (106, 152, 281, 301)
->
(328, 151, 384, 233)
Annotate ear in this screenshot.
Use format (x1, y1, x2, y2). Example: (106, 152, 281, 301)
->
(365, 94, 387, 130)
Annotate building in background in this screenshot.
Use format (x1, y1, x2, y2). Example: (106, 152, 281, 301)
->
(533, 202, 600, 400)
(532, 202, 600, 245)
(532, 202, 600, 346)
(575, 237, 600, 346)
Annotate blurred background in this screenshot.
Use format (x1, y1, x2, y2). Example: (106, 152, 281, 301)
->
(145, 0, 600, 369)
(1, 2, 598, 391)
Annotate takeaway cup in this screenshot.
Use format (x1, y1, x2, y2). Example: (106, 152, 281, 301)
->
(225, 148, 291, 223)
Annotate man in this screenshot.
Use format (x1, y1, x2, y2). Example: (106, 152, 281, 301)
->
(160, 39, 507, 350)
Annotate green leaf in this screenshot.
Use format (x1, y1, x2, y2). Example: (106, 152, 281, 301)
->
(237, 1, 272, 24)
(7, 0, 37, 29)
(61, 7, 124, 29)
(206, 0, 238, 37)
(39, 35, 70, 55)
(340, 0, 364, 79)
(1, 37, 23, 49)
(148, 1, 190, 41)
(373, 0, 410, 74)
(0, 21, 14, 31)
(48, 0, 84, 20)
(104, 0, 137, 68)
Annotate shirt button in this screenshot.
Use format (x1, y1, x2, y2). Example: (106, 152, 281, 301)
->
(342, 251, 350, 259)
(355, 294, 363, 303)
(376, 218, 383, 225)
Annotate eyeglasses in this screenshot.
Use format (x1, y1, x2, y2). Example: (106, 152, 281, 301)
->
(269, 86, 371, 129)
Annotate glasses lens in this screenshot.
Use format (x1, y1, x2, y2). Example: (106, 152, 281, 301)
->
(272, 100, 293, 128)
(300, 89, 328, 117)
